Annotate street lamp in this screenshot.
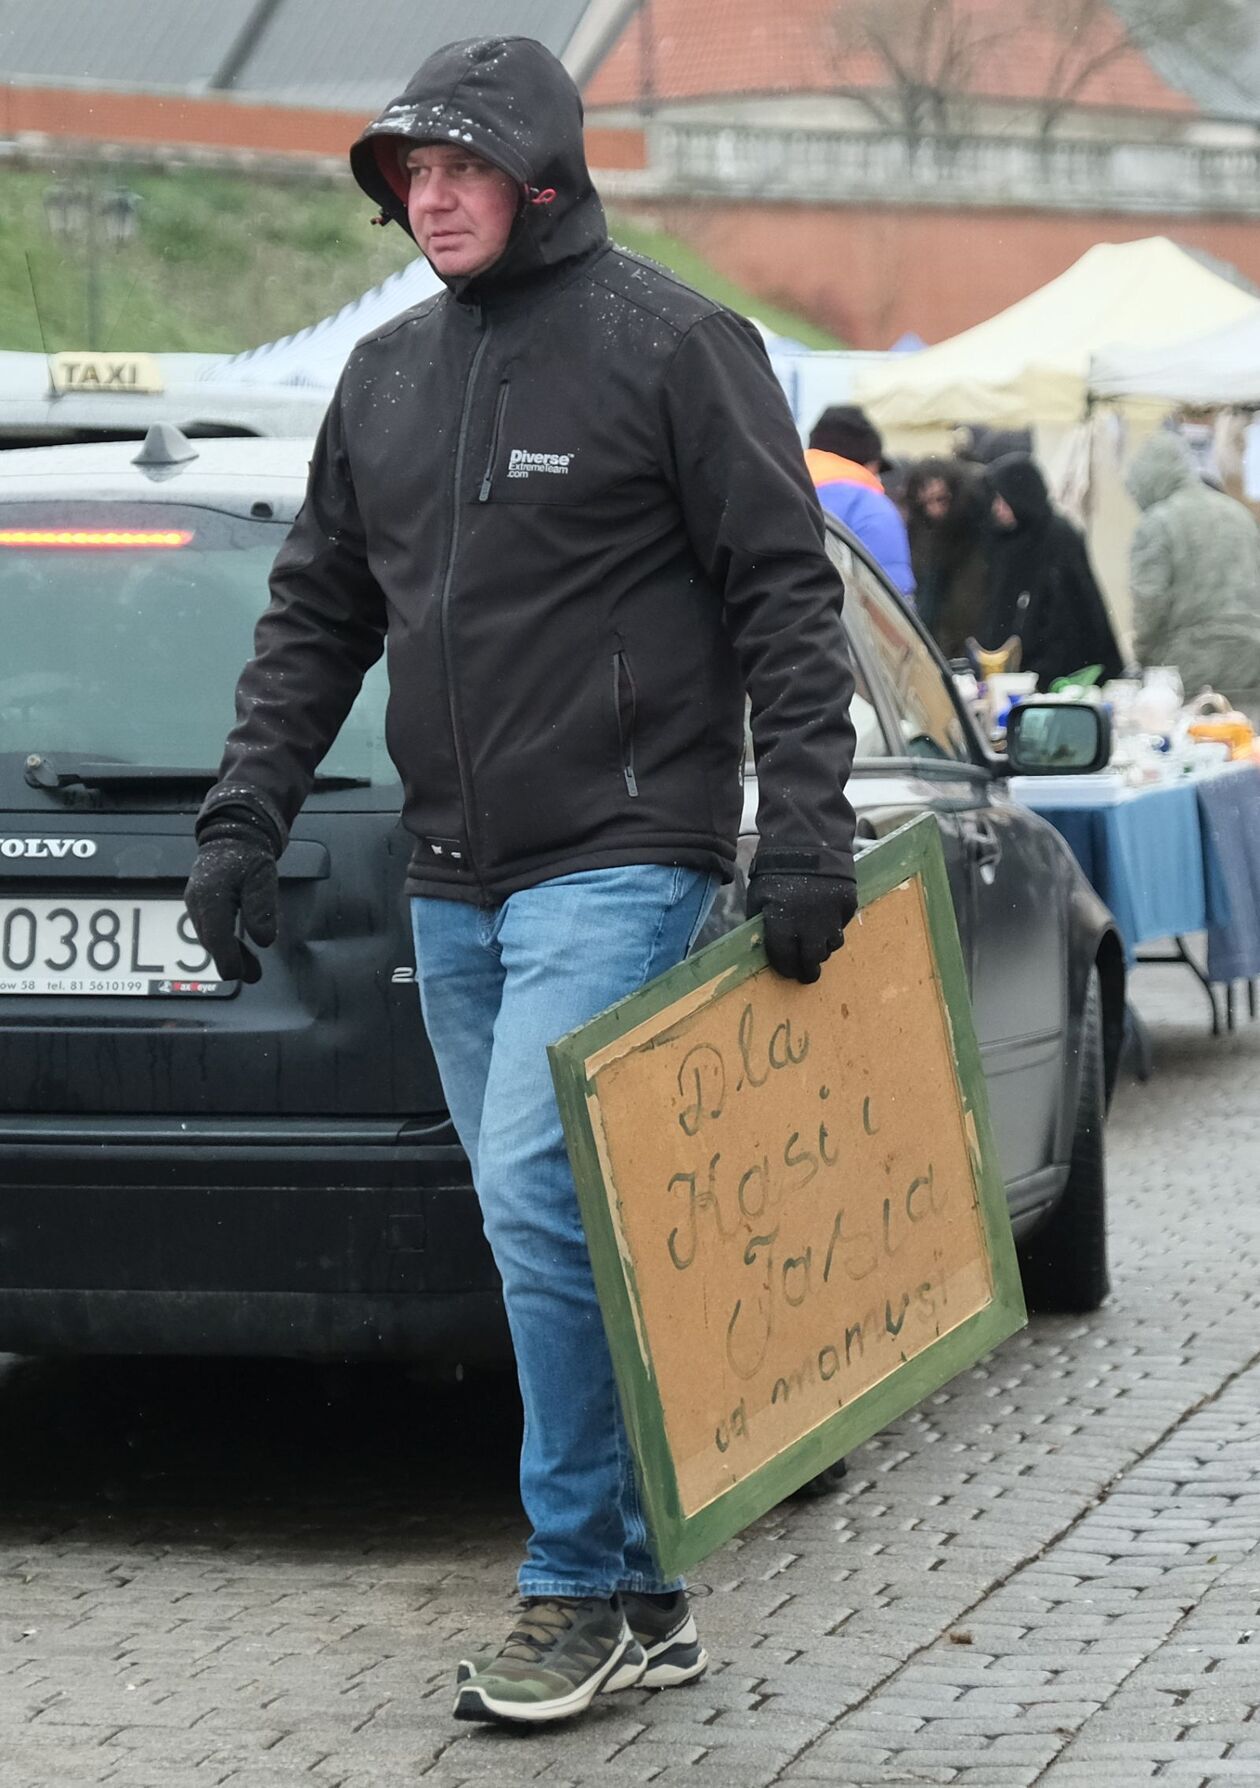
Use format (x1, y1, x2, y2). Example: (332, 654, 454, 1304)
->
(43, 173, 143, 348)
(101, 187, 142, 248)
(639, 0, 656, 119)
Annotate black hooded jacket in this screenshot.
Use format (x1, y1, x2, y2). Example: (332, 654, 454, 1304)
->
(982, 455, 1123, 688)
(200, 36, 857, 899)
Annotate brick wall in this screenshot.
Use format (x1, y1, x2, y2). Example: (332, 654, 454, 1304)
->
(6, 81, 1251, 350)
(0, 84, 647, 173)
(607, 197, 1260, 346)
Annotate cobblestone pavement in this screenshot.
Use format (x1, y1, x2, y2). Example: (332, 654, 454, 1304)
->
(2, 965, 1259, 1788)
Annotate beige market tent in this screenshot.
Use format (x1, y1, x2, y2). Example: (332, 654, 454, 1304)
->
(854, 237, 1260, 431)
(1090, 308, 1260, 407)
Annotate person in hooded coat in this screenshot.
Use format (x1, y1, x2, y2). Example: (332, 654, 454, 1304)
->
(181, 36, 858, 1729)
(904, 457, 990, 661)
(981, 454, 1124, 689)
(1126, 431, 1260, 714)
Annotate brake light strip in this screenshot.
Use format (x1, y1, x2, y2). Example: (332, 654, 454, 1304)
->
(0, 529, 194, 549)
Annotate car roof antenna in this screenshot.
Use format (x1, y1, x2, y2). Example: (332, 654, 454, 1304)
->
(25, 252, 57, 401)
(132, 421, 199, 475)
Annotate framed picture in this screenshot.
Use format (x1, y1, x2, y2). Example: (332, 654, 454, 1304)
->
(549, 815, 1026, 1577)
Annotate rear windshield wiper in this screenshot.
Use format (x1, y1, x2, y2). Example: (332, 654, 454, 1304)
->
(23, 754, 371, 793)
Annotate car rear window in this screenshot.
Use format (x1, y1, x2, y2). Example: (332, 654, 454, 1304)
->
(0, 501, 396, 788)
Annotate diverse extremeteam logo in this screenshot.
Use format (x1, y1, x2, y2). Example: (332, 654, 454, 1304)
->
(507, 448, 575, 480)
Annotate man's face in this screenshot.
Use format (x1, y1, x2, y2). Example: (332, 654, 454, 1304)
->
(919, 477, 950, 524)
(991, 493, 1017, 530)
(403, 143, 520, 279)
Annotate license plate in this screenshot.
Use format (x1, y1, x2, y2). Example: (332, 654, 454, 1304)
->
(0, 897, 227, 996)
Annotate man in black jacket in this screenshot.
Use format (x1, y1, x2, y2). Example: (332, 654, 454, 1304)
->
(185, 36, 858, 1728)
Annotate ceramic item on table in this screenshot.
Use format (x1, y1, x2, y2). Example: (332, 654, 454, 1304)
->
(1187, 690, 1255, 762)
(1185, 740, 1232, 770)
(1111, 731, 1175, 786)
(985, 670, 1039, 738)
(988, 672, 1038, 706)
(968, 635, 1023, 681)
(1131, 667, 1183, 738)
(1050, 664, 1104, 694)
(1102, 679, 1142, 737)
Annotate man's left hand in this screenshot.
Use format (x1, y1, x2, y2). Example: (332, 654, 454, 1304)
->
(746, 871, 858, 984)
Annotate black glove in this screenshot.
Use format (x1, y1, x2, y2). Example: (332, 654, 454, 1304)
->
(183, 813, 279, 985)
(746, 871, 858, 985)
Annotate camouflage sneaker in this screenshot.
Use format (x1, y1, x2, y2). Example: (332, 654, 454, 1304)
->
(453, 1596, 646, 1726)
(621, 1591, 708, 1687)
(456, 1590, 707, 1694)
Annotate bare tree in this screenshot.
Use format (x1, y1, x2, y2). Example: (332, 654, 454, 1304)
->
(829, 0, 1015, 142)
(831, 0, 1250, 142)
(1028, 0, 1251, 136)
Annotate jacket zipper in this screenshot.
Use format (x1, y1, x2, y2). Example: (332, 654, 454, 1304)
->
(613, 650, 639, 797)
(478, 380, 510, 502)
(437, 325, 492, 883)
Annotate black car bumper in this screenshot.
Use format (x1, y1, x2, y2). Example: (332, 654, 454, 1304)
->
(0, 1117, 507, 1361)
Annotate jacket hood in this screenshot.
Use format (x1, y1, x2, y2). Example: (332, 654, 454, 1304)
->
(350, 35, 607, 294)
(1126, 432, 1197, 510)
(984, 453, 1052, 529)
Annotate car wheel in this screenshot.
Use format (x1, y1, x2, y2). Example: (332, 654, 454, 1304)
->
(1018, 965, 1110, 1315)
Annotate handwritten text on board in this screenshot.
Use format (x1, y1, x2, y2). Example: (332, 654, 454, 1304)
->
(585, 878, 993, 1515)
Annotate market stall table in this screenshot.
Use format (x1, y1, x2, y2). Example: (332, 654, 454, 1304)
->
(1196, 766, 1260, 1027)
(1011, 764, 1260, 1046)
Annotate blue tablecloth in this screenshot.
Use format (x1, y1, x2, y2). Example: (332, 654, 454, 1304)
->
(1196, 766, 1260, 983)
(1017, 766, 1260, 982)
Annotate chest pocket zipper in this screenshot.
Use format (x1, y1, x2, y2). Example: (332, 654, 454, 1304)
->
(613, 651, 639, 797)
(479, 381, 511, 502)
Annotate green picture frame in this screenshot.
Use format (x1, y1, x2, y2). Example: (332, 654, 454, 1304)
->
(548, 814, 1026, 1577)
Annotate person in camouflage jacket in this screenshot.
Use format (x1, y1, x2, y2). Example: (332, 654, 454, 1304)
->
(1127, 431, 1260, 713)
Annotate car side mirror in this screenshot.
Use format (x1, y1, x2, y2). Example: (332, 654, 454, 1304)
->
(1005, 700, 1111, 776)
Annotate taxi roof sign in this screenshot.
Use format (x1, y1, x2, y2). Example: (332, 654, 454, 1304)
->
(50, 352, 165, 397)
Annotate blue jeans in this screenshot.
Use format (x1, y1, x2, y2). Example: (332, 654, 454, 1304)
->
(411, 865, 717, 1598)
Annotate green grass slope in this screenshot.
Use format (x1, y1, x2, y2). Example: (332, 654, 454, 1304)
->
(0, 165, 841, 354)
(0, 168, 415, 354)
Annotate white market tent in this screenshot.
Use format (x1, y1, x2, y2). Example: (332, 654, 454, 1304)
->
(1090, 309, 1260, 408)
(198, 256, 443, 392)
(853, 237, 1260, 432)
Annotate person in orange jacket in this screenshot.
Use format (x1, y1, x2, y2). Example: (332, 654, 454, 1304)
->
(806, 405, 915, 598)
